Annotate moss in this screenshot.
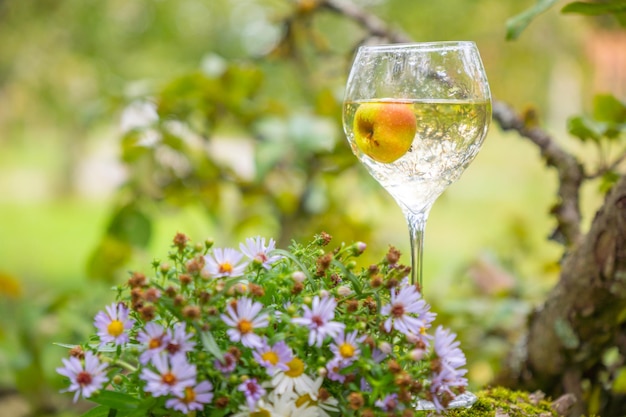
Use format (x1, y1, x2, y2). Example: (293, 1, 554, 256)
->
(422, 387, 558, 416)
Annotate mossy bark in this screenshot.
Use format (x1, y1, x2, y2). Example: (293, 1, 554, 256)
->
(423, 387, 586, 417)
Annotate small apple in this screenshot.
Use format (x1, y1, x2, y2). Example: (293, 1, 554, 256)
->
(353, 102, 417, 163)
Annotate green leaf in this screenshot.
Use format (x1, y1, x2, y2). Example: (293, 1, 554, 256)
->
(614, 366, 626, 393)
(289, 114, 337, 154)
(506, 0, 559, 40)
(89, 390, 142, 410)
(221, 64, 264, 116)
(567, 115, 602, 142)
(599, 170, 620, 194)
(120, 131, 152, 163)
(562, 1, 626, 16)
(200, 330, 224, 361)
(593, 94, 626, 124)
(331, 259, 362, 295)
(81, 405, 113, 417)
(86, 236, 133, 282)
(89, 390, 141, 410)
(54, 342, 121, 354)
(107, 204, 152, 248)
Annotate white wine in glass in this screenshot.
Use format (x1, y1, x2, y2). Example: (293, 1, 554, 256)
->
(343, 42, 491, 410)
(343, 41, 491, 291)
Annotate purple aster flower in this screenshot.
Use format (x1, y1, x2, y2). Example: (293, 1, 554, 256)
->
(325, 357, 347, 383)
(430, 366, 469, 412)
(165, 380, 214, 413)
(165, 322, 195, 357)
(292, 295, 345, 347)
(221, 297, 269, 348)
(203, 248, 248, 278)
(429, 326, 469, 412)
(238, 378, 266, 410)
(375, 393, 400, 412)
(239, 236, 282, 269)
(94, 302, 134, 346)
(253, 339, 292, 376)
(381, 285, 435, 337)
(330, 330, 364, 364)
(56, 351, 108, 403)
(140, 353, 197, 397)
(371, 347, 388, 363)
(433, 326, 467, 372)
(360, 376, 372, 392)
(214, 352, 237, 374)
(137, 322, 169, 365)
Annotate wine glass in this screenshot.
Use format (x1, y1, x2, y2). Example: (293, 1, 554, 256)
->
(342, 41, 491, 291)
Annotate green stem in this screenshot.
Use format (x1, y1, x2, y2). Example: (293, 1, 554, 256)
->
(100, 356, 137, 373)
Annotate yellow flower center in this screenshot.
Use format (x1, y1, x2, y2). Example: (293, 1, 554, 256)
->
(285, 358, 305, 378)
(295, 393, 316, 408)
(420, 326, 427, 335)
(149, 338, 161, 349)
(107, 320, 124, 337)
(339, 343, 356, 358)
(219, 262, 233, 274)
(183, 386, 196, 403)
(162, 372, 177, 385)
(238, 319, 253, 334)
(250, 409, 271, 417)
(261, 351, 279, 365)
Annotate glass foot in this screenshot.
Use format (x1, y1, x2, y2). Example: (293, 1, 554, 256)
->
(414, 391, 478, 411)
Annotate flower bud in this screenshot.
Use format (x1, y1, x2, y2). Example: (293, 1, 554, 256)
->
(410, 348, 426, 361)
(337, 286, 352, 297)
(355, 241, 367, 254)
(405, 333, 419, 344)
(286, 304, 298, 315)
(379, 342, 392, 354)
(173, 232, 189, 251)
(291, 271, 306, 283)
(69, 346, 84, 359)
(348, 392, 364, 410)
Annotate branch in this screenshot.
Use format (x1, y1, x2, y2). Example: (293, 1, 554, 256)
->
(491, 101, 585, 248)
(320, 0, 411, 43)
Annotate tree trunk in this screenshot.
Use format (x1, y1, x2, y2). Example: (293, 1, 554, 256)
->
(497, 175, 626, 416)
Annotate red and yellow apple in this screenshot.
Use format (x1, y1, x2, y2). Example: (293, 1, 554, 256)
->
(353, 102, 417, 163)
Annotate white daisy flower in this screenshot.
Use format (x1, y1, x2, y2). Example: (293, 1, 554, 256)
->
(271, 357, 315, 395)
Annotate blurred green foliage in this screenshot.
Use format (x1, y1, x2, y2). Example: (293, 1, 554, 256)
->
(0, 0, 620, 415)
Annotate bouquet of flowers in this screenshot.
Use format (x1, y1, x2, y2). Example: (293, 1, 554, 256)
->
(57, 232, 469, 416)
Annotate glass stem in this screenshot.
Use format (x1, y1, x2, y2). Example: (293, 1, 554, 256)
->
(406, 211, 428, 290)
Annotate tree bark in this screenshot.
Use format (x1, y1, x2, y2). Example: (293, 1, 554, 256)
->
(496, 174, 626, 415)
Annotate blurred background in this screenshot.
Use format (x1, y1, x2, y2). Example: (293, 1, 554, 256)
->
(0, 0, 619, 415)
